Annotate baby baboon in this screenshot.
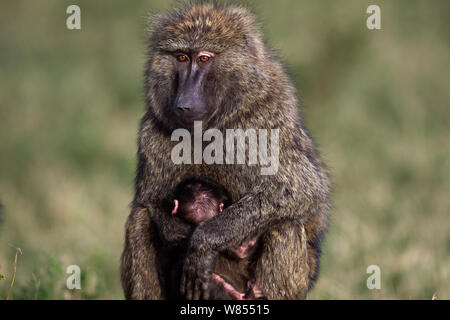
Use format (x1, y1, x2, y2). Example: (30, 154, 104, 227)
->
(121, 2, 330, 300)
(168, 177, 264, 300)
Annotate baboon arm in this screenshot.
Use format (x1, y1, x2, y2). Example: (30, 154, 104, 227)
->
(195, 141, 326, 251)
(134, 148, 194, 245)
(121, 206, 163, 300)
(190, 183, 306, 252)
(144, 201, 194, 245)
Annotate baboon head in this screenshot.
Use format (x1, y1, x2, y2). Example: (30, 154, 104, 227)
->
(145, 2, 272, 131)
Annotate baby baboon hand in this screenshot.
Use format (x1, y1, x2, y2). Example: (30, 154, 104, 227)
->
(180, 248, 217, 300)
(211, 273, 246, 300)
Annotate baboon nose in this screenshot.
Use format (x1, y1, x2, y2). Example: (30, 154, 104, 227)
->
(177, 105, 196, 118)
(177, 105, 193, 111)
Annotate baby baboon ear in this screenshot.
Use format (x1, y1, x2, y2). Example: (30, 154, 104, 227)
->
(219, 203, 224, 213)
(172, 199, 179, 215)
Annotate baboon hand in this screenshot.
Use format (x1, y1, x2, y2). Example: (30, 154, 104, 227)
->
(180, 248, 217, 300)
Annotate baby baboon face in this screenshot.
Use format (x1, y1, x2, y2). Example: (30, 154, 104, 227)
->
(171, 177, 226, 225)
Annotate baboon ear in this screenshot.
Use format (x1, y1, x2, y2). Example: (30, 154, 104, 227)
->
(219, 203, 224, 213)
(171, 199, 179, 215)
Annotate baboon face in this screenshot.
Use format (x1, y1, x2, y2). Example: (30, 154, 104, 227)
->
(146, 3, 269, 130)
(148, 46, 233, 130)
(170, 49, 217, 127)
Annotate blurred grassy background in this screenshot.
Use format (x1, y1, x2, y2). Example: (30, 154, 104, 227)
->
(0, 0, 449, 299)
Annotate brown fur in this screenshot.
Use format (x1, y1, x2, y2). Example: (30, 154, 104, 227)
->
(121, 2, 330, 300)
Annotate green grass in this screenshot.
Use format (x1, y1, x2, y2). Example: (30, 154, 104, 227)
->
(0, 0, 449, 299)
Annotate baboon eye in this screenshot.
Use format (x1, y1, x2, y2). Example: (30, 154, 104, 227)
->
(199, 55, 210, 63)
(176, 54, 188, 62)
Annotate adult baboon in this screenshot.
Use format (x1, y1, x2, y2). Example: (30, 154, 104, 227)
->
(121, 2, 330, 300)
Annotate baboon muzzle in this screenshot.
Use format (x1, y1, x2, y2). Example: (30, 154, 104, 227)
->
(174, 64, 208, 122)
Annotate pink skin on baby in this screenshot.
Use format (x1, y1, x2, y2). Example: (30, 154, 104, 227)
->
(228, 236, 258, 259)
(211, 274, 264, 300)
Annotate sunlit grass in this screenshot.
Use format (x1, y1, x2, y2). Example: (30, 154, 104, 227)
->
(0, 0, 449, 299)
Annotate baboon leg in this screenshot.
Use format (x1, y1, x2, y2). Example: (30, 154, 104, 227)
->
(255, 221, 310, 300)
(304, 206, 328, 290)
(121, 206, 163, 299)
(305, 238, 321, 291)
